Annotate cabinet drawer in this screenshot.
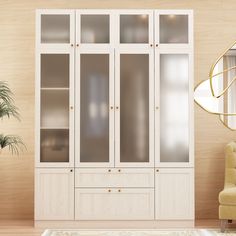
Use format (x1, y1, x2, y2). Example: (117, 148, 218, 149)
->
(75, 188, 154, 220)
(75, 168, 154, 187)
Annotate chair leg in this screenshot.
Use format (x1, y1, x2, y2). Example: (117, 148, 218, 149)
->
(221, 219, 227, 233)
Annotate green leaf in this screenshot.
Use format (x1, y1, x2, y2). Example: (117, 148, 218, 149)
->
(0, 81, 20, 120)
(0, 134, 26, 155)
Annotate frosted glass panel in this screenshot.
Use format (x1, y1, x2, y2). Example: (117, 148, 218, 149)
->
(40, 129, 69, 162)
(41, 90, 69, 128)
(80, 54, 109, 162)
(120, 54, 149, 162)
(160, 54, 189, 163)
(41, 15, 70, 43)
(120, 15, 149, 43)
(160, 15, 188, 44)
(81, 15, 109, 43)
(41, 54, 69, 88)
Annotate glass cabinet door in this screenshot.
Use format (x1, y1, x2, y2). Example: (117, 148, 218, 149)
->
(115, 52, 154, 167)
(39, 10, 74, 45)
(77, 11, 112, 46)
(38, 52, 73, 166)
(119, 11, 153, 45)
(155, 11, 192, 45)
(76, 52, 114, 167)
(157, 53, 191, 165)
(81, 15, 110, 43)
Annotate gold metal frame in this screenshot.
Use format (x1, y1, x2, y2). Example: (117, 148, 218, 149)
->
(218, 114, 236, 131)
(209, 40, 236, 98)
(194, 40, 236, 130)
(194, 79, 236, 116)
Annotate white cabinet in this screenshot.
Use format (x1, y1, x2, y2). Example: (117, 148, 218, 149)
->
(155, 168, 194, 220)
(35, 9, 194, 225)
(35, 168, 74, 220)
(75, 188, 154, 220)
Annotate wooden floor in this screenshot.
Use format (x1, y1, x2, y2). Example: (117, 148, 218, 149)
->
(0, 220, 233, 236)
(0, 221, 44, 236)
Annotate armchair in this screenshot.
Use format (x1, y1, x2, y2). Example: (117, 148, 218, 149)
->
(219, 141, 236, 232)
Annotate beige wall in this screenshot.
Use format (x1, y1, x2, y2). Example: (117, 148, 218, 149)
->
(0, 0, 235, 220)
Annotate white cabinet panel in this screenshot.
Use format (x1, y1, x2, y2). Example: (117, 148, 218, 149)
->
(155, 168, 194, 220)
(75, 168, 154, 188)
(35, 168, 74, 220)
(75, 188, 154, 220)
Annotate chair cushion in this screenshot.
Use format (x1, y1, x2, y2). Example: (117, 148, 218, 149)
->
(219, 187, 236, 205)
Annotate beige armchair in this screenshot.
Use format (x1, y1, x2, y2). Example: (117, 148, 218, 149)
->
(219, 141, 236, 232)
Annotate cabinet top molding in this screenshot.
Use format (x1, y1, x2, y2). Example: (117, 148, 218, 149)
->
(36, 9, 193, 13)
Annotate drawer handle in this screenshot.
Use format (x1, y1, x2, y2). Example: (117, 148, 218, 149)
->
(118, 169, 121, 172)
(108, 169, 111, 172)
(156, 169, 159, 172)
(108, 189, 111, 193)
(118, 189, 121, 192)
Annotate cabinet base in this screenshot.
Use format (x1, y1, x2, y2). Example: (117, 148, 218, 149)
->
(35, 220, 194, 229)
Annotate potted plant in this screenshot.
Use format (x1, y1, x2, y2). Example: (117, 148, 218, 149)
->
(0, 81, 25, 154)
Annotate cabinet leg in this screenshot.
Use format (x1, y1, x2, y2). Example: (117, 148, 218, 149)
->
(221, 219, 227, 233)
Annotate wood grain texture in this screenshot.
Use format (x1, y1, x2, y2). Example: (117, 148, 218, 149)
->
(0, 0, 236, 220)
